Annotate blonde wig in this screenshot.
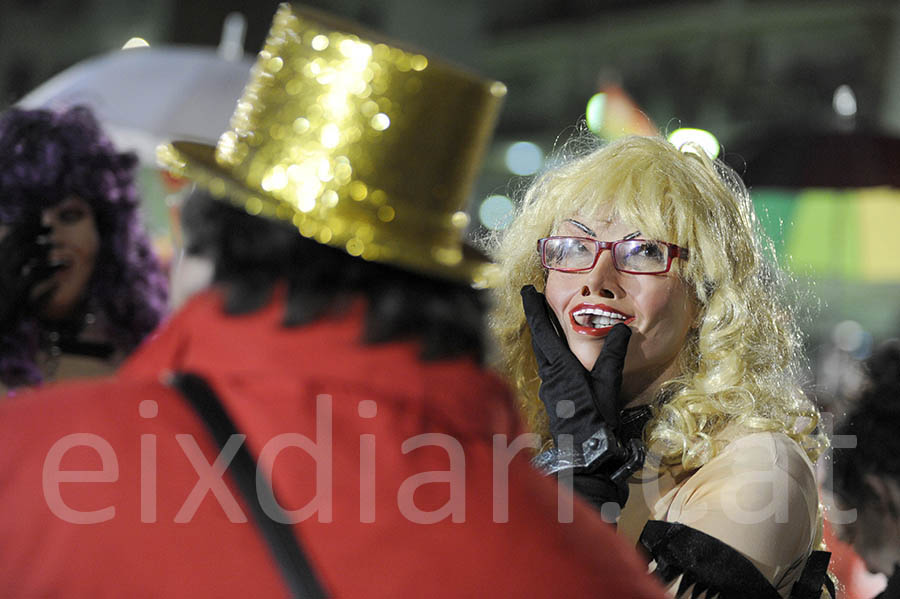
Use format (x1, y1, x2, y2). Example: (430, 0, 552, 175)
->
(488, 134, 826, 470)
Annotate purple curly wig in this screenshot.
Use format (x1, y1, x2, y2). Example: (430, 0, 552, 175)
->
(0, 106, 168, 387)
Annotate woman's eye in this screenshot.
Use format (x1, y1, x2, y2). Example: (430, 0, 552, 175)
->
(573, 241, 593, 254)
(635, 242, 663, 258)
(617, 240, 668, 271)
(58, 208, 85, 223)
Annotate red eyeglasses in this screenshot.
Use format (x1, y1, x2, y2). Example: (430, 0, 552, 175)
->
(538, 236, 689, 274)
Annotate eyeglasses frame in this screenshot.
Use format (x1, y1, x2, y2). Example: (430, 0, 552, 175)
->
(537, 236, 690, 275)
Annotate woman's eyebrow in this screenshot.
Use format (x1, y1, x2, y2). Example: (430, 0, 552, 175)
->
(565, 219, 642, 242)
(565, 219, 597, 237)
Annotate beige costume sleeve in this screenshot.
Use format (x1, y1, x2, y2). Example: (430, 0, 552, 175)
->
(659, 432, 821, 598)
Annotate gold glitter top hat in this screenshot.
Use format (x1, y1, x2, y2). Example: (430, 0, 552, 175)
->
(158, 3, 506, 286)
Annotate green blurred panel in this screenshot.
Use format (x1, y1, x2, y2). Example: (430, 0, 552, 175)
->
(836, 191, 860, 280)
(751, 189, 797, 258)
(752, 188, 900, 343)
(137, 166, 171, 239)
(784, 189, 858, 279)
(136, 166, 175, 263)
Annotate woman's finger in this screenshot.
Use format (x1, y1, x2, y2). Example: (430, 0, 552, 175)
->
(521, 285, 570, 364)
(590, 323, 631, 419)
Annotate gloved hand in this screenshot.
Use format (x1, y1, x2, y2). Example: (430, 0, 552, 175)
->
(521, 284, 631, 447)
(0, 216, 59, 333)
(522, 285, 640, 510)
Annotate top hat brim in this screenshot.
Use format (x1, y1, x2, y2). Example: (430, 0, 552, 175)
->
(159, 140, 498, 288)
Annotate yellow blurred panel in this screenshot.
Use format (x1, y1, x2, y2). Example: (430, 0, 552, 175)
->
(858, 187, 900, 281)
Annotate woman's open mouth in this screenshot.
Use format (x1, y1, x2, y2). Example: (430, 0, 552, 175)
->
(569, 303, 635, 337)
(46, 252, 73, 272)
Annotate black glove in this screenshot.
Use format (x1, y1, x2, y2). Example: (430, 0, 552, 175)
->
(0, 216, 59, 332)
(522, 285, 641, 510)
(521, 284, 630, 446)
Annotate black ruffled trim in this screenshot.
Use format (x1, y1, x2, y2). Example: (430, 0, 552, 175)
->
(639, 520, 832, 599)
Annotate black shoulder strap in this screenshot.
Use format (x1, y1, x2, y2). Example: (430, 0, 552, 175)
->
(170, 372, 329, 599)
(790, 550, 833, 599)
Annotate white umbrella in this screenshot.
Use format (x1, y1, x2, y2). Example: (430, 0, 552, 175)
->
(18, 46, 253, 165)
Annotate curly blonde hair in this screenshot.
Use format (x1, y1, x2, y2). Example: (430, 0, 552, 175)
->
(487, 134, 826, 470)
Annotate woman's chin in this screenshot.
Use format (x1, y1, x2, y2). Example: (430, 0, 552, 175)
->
(570, 343, 601, 371)
(38, 290, 83, 322)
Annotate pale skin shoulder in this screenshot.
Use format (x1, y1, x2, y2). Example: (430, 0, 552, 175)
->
(658, 429, 819, 598)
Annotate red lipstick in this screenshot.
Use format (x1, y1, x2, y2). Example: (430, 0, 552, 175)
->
(568, 303, 635, 337)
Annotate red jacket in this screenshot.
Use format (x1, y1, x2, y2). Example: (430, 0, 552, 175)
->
(0, 290, 664, 598)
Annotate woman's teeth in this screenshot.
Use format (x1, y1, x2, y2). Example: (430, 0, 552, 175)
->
(573, 308, 627, 328)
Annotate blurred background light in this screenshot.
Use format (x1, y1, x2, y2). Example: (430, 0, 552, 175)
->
(504, 141, 543, 175)
(833, 319, 865, 353)
(478, 194, 515, 230)
(833, 84, 857, 117)
(585, 85, 657, 140)
(667, 127, 720, 159)
(122, 37, 150, 50)
(217, 12, 246, 61)
(586, 92, 607, 136)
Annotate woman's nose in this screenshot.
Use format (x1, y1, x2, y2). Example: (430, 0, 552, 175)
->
(39, 212, 61, 245)
(584, 250, 622, 299)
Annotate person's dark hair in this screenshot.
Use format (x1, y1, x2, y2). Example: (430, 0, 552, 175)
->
(181, 190, 487, 363)
(0, 106, 168, 387)
(831, 339, 900, 506)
